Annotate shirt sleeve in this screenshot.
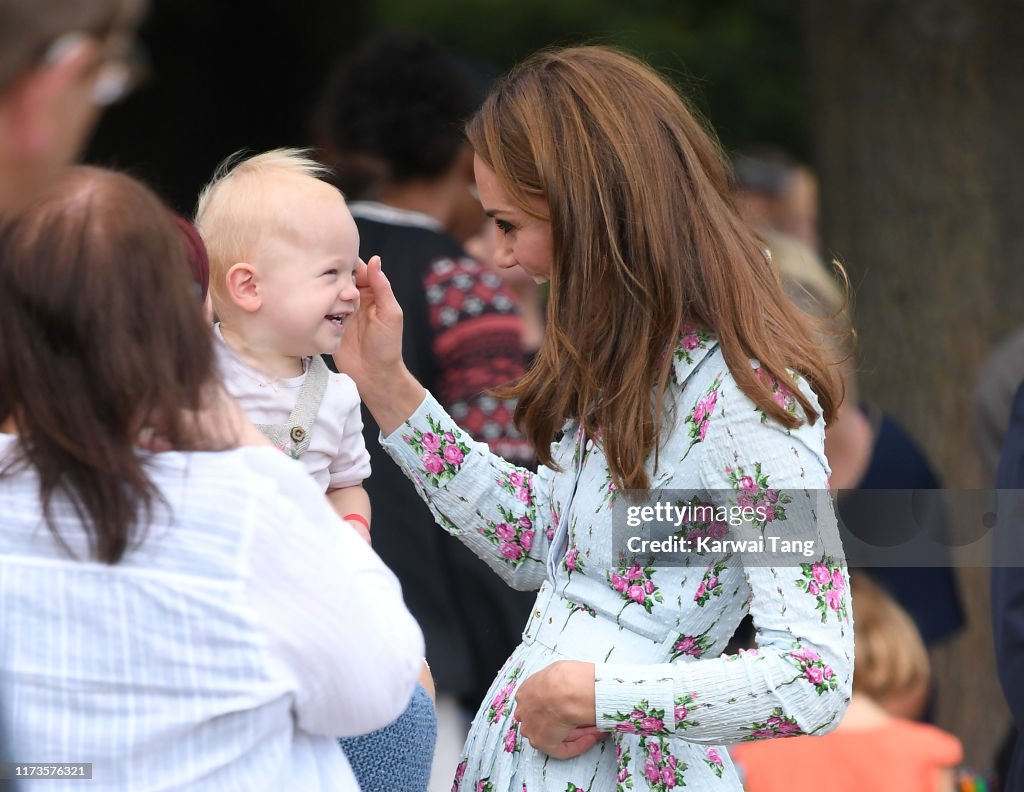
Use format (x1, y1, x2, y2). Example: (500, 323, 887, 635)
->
(326, 373, 372, 489)
(243, 449, 424, 737)
(423, 255, 535, 468)
(380, 391, 554, 592)
(593, 371, 853, 744)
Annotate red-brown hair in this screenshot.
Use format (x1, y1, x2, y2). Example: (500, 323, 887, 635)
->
(0, 166, 222, 563)
(466, 46, 840, 489)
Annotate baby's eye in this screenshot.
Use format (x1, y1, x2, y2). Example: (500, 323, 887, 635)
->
(323, 269, 338, 277)
(495, 219, 516, 235)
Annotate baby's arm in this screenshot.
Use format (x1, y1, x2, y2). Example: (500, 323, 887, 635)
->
(327, 480, 435, 699)
(327, 484, 371, 542)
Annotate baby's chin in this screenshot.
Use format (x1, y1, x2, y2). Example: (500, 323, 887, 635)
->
(315, 338, 344, 357)
(302, 336, 343, 360)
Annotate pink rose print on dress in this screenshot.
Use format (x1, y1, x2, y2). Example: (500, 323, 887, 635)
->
(795, 557, 849, 623)
(704, 747, 725, 778)
(547, 502, 560, 541)
(479, 471, 541, 569)
(608, 559, 663, 615)
(421, 452, 444, 475)
(598, 471, 619, 509)
(603, 699, 669, 737)
(615, 742, 633, 792)
(788, 646, 839, 695)
(404, 415, 473, 486)
(674, 323, 716, 366)
(562, 544, 585, 575)
(503, 723, 520, 754)
(682, 376, 722, 459)
(673, 692, 699, 731)
(693, 560, 727, 607)
(499, 469, 535, 506)
(672, 496, 729, 551)
(741, 707, 804, 741)
(752, 365, 800, 423)
(724, 462, 791, 525)
(487, 664, 523, 724)
(443, 444, 465, 466)
(451, 759, 467, 792)
(640, 736, 687, 791)
(482, 505, 537, 569)
(669, 631, 712, 661)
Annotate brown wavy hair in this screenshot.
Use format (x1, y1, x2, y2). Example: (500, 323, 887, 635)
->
(466, 46, 840, 490)
(0, 166, 221, 563)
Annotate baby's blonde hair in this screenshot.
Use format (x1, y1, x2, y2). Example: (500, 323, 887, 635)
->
(194, 148, 330, 313)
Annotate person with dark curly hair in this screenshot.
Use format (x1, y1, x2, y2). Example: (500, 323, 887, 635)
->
(315, 32, 536, 788)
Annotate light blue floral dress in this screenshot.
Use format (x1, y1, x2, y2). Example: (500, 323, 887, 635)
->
(382, 329, 853, 792)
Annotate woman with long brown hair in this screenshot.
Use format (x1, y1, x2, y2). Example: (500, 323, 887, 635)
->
(338, 45, 852, 791)
(0, 166, 423, 790)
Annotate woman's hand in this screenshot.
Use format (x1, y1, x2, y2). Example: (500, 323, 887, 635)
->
(137, 385, 271, 452)
(513, 660, 606, 759)
(334, 257, 404, 386)
(334, 256, 425, 436)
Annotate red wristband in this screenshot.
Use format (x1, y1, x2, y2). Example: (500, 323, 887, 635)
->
(344, 513, 370, 531)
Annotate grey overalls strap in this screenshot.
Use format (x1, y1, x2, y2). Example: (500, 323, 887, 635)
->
(255, 355, 329, 459)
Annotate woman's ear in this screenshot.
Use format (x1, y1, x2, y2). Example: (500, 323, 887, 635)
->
(224, 263, 261, 312)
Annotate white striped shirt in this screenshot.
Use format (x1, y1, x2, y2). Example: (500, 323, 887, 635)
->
(0, 436, 423, 790)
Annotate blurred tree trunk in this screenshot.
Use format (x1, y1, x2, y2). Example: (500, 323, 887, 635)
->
(804, 0, 1024, 774)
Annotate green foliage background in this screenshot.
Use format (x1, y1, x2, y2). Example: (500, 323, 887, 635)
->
(366, 0, 808, 160)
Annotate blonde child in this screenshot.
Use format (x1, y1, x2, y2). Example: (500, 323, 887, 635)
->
(732, 573, 963, 792)
(195, 148, 371, 537)
(196, 149, 437, 790)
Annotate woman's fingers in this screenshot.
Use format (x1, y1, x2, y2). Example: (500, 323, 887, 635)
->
(366, 255, 402, 324)
(545, 729, 605, 760)
(516, 721, 605, 759)
(512, 661, 604, 759)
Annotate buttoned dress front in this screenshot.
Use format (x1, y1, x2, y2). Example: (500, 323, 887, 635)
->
(381, 330, 853, 792)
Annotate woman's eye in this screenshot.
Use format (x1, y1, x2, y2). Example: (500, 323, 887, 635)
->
(495, 219, 515, 235)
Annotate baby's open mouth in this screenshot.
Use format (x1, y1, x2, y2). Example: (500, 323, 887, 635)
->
(326, 314, 347, 327)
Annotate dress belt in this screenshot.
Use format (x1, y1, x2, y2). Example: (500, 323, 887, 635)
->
(521, 582, 669, 666)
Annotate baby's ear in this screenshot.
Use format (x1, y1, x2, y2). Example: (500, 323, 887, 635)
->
(224, 262, 260, 312)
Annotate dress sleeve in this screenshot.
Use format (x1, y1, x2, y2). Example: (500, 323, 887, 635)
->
(593, 372, 853, 744)
(244, 449, 424, 737)
(380, 391, 555, 592)
(424, 255, 534, 468)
